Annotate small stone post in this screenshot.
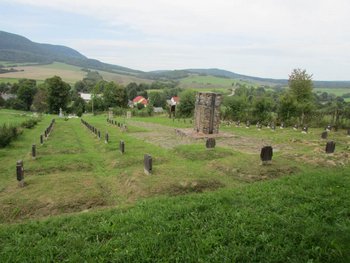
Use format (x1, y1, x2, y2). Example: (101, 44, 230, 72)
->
(40, 134, 44, 145)
(119, 140, 125, 154)
(105, 132, 109, 143)
(32, 144, 36, 159)
(144, 154, 152, 175)
(16, 160, 24, 187)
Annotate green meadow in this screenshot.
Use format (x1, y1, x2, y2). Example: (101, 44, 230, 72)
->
(0, 110, 349, 261)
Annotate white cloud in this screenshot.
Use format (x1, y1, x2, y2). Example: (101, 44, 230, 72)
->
(3, 0, 350, 79)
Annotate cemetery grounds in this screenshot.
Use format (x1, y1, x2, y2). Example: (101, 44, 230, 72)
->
(0, 109, 349, 261)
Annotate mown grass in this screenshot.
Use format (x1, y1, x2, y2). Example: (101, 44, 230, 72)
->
(0, 167, 349, 262)
(0, 111, 350, 261)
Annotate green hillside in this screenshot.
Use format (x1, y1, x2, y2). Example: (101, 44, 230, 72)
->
(0, 31, 141, 75)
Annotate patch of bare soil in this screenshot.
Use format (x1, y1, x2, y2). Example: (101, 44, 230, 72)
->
(127, 121, 196, 149)
(127, 121, 283, 153)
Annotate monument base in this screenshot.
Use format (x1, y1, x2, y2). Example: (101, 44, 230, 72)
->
(175, 128, 233, 139)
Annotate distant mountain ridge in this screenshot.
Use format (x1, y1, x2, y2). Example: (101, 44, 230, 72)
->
(0, 30, 349, 88)
(0, 31, 142, 74)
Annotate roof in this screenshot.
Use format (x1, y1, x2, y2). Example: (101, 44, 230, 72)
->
(79, 93, 92, 101)
(133, 96, 148, 105)
(171, 96, 180, 103)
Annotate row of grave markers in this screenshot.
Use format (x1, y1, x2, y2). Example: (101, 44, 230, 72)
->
(227, 120, 350, 135)
(33, 119, 56, 160)
(205, 137, 337, 164)
(17, 119, 56, 187)
(107, 118, 128, 132)
(81, 119, 105, 141)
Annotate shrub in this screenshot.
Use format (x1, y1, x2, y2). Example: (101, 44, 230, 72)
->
(20, 118, 39, 129)
(0, 124, 21, 148)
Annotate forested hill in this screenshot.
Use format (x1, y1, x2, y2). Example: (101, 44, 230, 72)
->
(0, 31, 142, 74)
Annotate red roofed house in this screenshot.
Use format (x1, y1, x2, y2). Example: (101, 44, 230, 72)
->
(171, 96, 180, 105)
(132, 96, 148, 107)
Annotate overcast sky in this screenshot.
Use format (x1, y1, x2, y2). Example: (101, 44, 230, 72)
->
(1, 0, 350, 80)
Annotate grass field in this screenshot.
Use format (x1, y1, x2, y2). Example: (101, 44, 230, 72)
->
(0, 62, 152, 85)
(314, 87, 350, 96)
(0, 110, 349, 261)
(180, 75, 257, 89)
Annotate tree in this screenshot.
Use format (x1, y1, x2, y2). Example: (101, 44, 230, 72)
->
(148, 91, 166, 108)
(176, 90, 196, 117)
(102, 82, 128, 109)
(17, 79, 37, 110)
(288, 69, 314, 124)
(252, 97, 273, 122)
(31, 84, 48, 113)
(278, 92, 298, 123)
(72, 96, 86, 117)
(45, 76, 71, 114)
(223, 96, 249, 121)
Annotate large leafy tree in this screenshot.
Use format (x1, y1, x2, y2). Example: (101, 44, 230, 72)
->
(31, 84, 48, 113)
(176, 90, 196, 117)
(102, 81, 128, 109)
(288, 69, 314, 124)
(17, 79, 37, 110)
(148, 91, 166, 108)
(45, 76, 71, 114)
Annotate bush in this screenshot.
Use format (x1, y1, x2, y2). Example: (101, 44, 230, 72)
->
(20, 118, 39, 129)
(113, 107, 127, 116)
(0, 124, 21, 148)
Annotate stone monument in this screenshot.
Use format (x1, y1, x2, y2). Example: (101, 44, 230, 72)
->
(59, 108, 63, 118)
(194, 92, 222, 134)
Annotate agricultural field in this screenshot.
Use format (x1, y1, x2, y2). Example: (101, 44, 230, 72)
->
(179, 75, 257, 89)
(0, 62, 151, 85)
(0, 111, 349, 261)
(314, 87, 350, 102)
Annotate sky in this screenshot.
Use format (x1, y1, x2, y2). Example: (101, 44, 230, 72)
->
(1, 0, 350, 80)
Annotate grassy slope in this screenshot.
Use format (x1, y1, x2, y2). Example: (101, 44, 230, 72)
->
(0, 111, 350, 261)
(0, 167, 349, 262)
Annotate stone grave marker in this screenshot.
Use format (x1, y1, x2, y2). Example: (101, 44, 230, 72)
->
(293, 124, 298, 130)
(206, 138, 216, 149)
(246, 120, 250, 128)
(260, 146, 273, 165)
(302, 126, 308, 134)
(271, 123, 276, 131)
(119, 140, 125, 154)
(321, 131, 328, 139)
(280, 122, 285, 129)
(32, 144, 36, 159)
(144, 154, 152, 175)
(325, 141, 335, 154)
(16, 160, 24, 187)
